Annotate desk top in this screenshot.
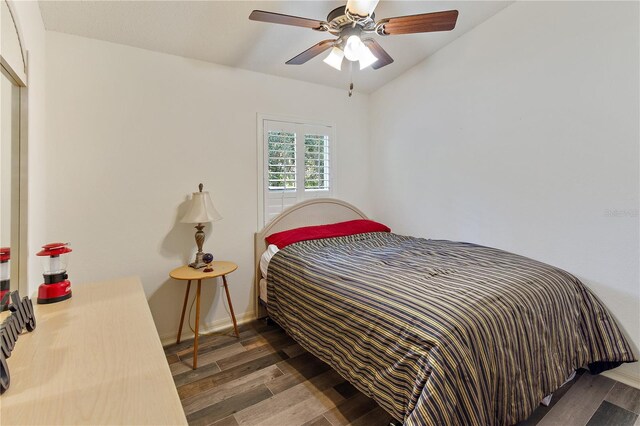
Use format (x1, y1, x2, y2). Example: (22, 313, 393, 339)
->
(0, 276, 187, 425)
(170, 261, 238, 281)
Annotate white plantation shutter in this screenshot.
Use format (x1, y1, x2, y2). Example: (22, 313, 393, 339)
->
(264, 120, 299, 223)
(267, 130, 296, 191)
(304, 126, 330, 192)
(261, 118, 334, 225)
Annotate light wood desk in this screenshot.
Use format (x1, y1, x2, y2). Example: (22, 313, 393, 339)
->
(0, 276, 187, 425)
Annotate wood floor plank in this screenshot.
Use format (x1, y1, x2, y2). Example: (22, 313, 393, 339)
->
(282, 343, 307, 358)
(240, 327, 296, 350)
(171, 342, 246, 376)
(334, 381, 360, 400)
(277, 351, 329, 374)
(172, 342, 246, 376)
(181, 364, 284, 415)
(258, 393, 344, 426)
(217, 344, 289, 371)
(517, 369, 585, 426)
(303, 415, 333, 426)
(234, 369, 346, 425)
(605, 382, 640, 415)
(268, 354, 332, 395)
(187, 385, 273, 425)
(173, 359, 222, 388)
(170, 320, 273, 357)
(166, 353, 179, 365)
(278, 352, 331, 379)
(586, 401, 638, 426)
(322, 392, 379, 426)
(181, 334, 242, 357)
(174, 330, 256, 359)
(538, 373, 615, 426)
(244, 320, 276, 334)
(177, 352, 289, 399)
(211, 415, 240, 426)
(348, 406, 395, 426)
(165, 329, 247, 356)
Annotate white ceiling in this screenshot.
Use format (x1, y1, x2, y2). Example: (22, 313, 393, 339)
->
(38, 1, 512, 93)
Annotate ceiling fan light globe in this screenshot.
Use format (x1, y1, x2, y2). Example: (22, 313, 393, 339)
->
(359, 45, 378, 69)
(343, 35, 364, 61)
(323, 47, 344, 71)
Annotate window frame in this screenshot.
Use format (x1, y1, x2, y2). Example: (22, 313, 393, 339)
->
(257, 114, 337, 228)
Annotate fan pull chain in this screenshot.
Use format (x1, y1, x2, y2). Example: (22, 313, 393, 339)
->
(348, 61, 354, 97)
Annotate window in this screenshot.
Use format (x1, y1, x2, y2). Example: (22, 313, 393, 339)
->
(267, 130, 296, 191)
(304, 133, 330, 191)
(258, 116, 335, 226)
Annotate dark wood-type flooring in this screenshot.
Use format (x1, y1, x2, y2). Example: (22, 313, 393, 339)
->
(164, 320, 640, 426)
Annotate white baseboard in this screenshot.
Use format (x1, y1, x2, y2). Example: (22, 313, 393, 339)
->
(160, 310, 256, 347)
(602, 368, 640, 389)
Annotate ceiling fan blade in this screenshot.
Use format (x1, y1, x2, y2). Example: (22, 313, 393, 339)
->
(379, 10, 458, 35)
(345, 0, 379, 18)
(249, 10, 326, 30)
(286, 40, 335, 65)
(363, 39, 394, 69)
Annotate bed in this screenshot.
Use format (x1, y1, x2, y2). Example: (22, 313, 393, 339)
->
(253, 199, 636, 425)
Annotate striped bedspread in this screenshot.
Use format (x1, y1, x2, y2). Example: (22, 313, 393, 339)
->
(266, 232, 635, 425)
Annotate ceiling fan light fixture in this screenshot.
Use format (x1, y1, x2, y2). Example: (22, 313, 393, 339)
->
(343, 35, 365, 62)
(359, 45, 378, 70)
(323, 47, 344, 70)
(249, 5, 459, 75)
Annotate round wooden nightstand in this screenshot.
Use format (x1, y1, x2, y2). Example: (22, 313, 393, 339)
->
(169, 261, 239, 369)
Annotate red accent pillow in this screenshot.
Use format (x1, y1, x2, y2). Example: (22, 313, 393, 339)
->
(266, 219, 391, 249)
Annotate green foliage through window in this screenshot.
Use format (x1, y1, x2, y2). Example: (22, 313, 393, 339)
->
(304, 134, 329, 190)
(267, 130, 330, 192)
(268, 131, 296, 190)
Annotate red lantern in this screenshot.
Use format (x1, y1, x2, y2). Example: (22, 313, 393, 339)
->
(36, 243, 72, 304)
(0, 247, 9, 312)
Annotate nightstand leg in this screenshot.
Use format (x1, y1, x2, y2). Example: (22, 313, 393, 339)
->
(222, 275, 239, 338)
(193, 279, 202, 369)
(176, 280, 191, 344)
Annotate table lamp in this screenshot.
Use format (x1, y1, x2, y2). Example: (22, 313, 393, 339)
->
(181, 183, 222, 268)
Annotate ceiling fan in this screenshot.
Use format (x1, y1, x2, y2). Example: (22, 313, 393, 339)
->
(249, 0, 459, 73)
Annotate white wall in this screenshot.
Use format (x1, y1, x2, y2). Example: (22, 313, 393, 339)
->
(44, 31, 371, 342)
(370, 1, 639, 385)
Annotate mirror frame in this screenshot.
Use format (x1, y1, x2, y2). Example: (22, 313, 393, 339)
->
(1, 0, 28, 297)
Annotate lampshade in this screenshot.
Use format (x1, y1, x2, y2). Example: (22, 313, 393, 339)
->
(180, 191, 222, 224)
(323, 47, 344, 70)
(359, 45, 378, 69)
(346, 0, 379, 17)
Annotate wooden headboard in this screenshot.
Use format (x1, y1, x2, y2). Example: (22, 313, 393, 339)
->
(254, 198, 368, 317)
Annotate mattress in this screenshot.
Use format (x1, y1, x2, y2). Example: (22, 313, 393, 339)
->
(259, 244, 279, 280)
(259, 245, 279, 303)
(266, 232, 636, 425)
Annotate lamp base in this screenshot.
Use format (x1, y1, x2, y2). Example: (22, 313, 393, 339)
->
(189, 252, 207, 269)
